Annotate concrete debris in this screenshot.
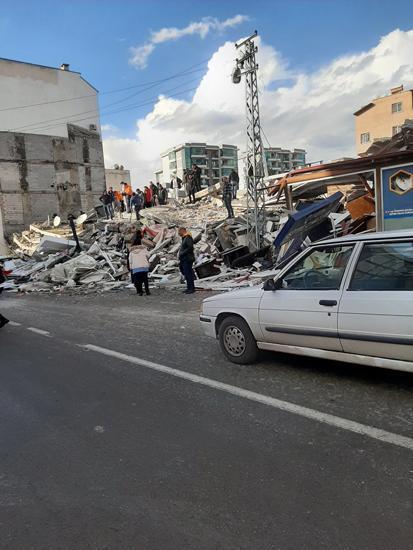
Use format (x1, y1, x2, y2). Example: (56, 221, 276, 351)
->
(3, 181, 371, 295)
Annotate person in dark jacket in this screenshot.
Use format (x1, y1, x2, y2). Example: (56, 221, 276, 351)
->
(158, 184, 167, 205)
(222, 177, 234, 218)
(131, 191, 143, 220)
(99, 191, 114, 219)
(150, 182, 158, 206)
(192, 164, 202, 192)
(185, 173, 196, 204)
(178, 227, 195, 294)
(229, 169, 239, 199)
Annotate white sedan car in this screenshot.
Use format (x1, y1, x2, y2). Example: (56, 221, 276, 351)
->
(200, 230, 413, 373)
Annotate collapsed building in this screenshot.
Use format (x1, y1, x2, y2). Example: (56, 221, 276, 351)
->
(0, 58, 105, 238)
(3, 125, 413, 295)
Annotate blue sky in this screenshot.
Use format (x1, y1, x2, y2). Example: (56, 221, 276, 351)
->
(1, 1, 413, 183)
(1, 0, 413, 138)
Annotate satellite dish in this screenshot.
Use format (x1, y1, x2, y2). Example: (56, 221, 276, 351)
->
(76, 213, 88, 226)
(53, 216, 61, 227)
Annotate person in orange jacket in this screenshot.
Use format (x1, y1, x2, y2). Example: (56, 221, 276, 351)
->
(113, 189, 123, 215)
(122, 182, 133, 213)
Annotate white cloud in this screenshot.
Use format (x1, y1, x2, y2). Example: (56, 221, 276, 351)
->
(104, 29, 413, 188)
(129, 14, 248, 69)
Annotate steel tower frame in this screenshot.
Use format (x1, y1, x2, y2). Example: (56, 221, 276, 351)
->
(235, 31, 266, 250)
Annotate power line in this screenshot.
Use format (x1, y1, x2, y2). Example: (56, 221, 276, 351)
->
(17, 83, 199, 135)
(8, 74, 202, 133)
(0, 59, 208, 114)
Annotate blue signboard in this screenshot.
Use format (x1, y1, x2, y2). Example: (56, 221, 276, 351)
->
(381, 164, 413, 230)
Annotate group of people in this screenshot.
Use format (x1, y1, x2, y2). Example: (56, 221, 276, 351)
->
(100, 181, 168, 221)
(168, 164, 202, 204)
(127, 226, 195, 296)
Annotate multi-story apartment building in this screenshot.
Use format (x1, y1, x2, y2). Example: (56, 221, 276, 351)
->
(264, 147, 306, 176)
(157, 143, 238, 187)
(0, 58, 105, 237)
(354, 85, 413, 155)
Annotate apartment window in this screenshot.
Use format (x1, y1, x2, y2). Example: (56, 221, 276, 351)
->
(392, 125, 402, 136)
(220, 148, 236, 157)
(391, 102, 402, 113)
(360, 132, 370, 144)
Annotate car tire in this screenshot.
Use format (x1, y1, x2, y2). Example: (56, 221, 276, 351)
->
(218, 316, 259, 364)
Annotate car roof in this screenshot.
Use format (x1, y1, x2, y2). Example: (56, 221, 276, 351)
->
(312, 229, 413, 246)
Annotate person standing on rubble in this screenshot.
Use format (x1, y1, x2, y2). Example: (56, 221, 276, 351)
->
(150, 182, 158, 207)
(113, 189, 123, 216)
(128, 231, 151, 296)
(192, 164, 202, 192)
(99, 190, 114, 220)
(131, 191, 143, 221)
(229, 169, 239, 200)
(222, 177, 235, 219)
(144, 185, 152, 208)
(122, 182, 133, 213)
(186, 173, 196, 204)
(178, 227, 195, 294)
(171, 176, 182, 201)
(158, 184, 167, 205)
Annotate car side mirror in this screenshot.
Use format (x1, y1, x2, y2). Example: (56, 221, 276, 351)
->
(263, 278, 282, 291)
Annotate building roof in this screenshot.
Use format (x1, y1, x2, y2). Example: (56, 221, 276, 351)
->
(354, 87, 413, 117)
(353, 102, 375, 117)
(0, 57, 98, 92)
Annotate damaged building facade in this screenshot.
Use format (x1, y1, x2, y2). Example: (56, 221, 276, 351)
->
(0, 58, 105, 237)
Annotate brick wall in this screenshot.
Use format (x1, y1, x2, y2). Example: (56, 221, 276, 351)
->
(0, 124, 106, 237)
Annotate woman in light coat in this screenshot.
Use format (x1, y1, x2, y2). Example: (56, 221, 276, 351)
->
(128, 232, 151, 296)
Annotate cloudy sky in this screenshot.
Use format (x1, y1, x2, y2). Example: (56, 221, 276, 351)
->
(1, 0, 413, 186)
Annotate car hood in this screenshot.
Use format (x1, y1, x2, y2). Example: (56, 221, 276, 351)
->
(203, 286, 264, 303)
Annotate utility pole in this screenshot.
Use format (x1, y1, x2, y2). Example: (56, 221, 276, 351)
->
(233, 31, 266, 250)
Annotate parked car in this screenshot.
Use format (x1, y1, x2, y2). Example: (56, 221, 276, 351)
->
(200, 230, 413, 373)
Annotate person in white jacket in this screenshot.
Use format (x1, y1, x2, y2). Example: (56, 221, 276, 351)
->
(128, 232, 151, 296)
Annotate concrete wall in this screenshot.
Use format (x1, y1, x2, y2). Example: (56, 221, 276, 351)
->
(355, 88, 413, 154)
(0, 124, 105, 237)
(105, 169, 131, 192)
(0, 58, 100, 138)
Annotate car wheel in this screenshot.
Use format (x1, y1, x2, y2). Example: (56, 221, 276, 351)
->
(218, 316, 259, 364)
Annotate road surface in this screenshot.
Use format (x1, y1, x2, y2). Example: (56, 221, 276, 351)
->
(0, 290, 412, 549)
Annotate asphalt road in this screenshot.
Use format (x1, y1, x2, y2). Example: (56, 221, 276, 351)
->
(0, 290, 412, 549)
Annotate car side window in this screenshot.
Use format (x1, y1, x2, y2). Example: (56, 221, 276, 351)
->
(279, 245, 354, 290)
(349, 241, 413, 291)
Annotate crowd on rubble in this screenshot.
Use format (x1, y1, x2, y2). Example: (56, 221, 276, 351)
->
(99, 164, 240, 221)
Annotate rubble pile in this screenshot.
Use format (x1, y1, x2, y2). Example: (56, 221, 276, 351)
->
(1, 177, 378, 295)
(2, 195, 279, 294)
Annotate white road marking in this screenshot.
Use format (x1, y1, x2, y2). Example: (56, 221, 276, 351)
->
(83, 344, 413, 452)
(8, 321, 21, 327)
(27, 327, 51, 337)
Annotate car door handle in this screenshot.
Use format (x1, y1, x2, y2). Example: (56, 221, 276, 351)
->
(319, 300, 337, 307)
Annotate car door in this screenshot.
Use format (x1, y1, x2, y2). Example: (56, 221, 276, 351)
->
(338, 238, 413, 362)
(259, 244, 355, 351)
